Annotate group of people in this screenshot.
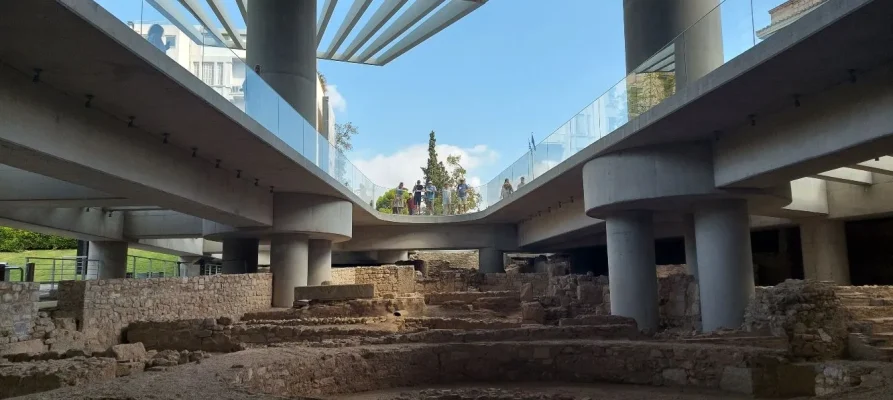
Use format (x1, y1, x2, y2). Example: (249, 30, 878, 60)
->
(500, 177, 525, 200)
(392, 179, 471, 215)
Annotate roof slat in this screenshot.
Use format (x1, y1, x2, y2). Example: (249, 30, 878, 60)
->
(207, 0, 244, 49)
(339, 0, 407, 60)
(177, 0, 229, 46)
(350, 0, 443, 64)
(373, 0, 484, 65)
(317, 0, 338, 46)
(323, 0, 373, 59)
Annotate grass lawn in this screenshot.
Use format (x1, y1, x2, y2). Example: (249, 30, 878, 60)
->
(0, 248, 181, 282)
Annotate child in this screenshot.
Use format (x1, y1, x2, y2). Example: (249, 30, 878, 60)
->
(442, 182, 453, 215)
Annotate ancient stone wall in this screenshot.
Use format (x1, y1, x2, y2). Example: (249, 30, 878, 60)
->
(0, 282, 40, 343)
(56, 274, 272, 350)
(744, 280, 849, 360)
(480, 273, 549, 295)
(330, 267, 356, 286)
(237, 341, 785, 397)
(414, 251, 478, 270)
(329, 266, 416, 297)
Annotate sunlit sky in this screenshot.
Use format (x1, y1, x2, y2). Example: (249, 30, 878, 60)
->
(96, 0, 783, 188)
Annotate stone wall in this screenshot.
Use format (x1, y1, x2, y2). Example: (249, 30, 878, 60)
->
(237, 341, 786, 397)
(56, 274, 272, 350)
(330, 265, 416, 297)
(414, 251, 478, 270)
(744, 280, 849, 361)
(0, 282, 40, 343)
(480, 273, 549, 295)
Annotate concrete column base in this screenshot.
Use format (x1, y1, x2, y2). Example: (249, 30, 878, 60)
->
(478, 248, 505, 273)
(88, 241, 128, 279)
(178, 256, 202, 277)
(606, 210, 659, 332)
(695, 199, 755, 332)
(270, 234, 308, 308)
(308, 239, 332, 286)
(222, 238, 259, 274)
(800, 218, 851, 284)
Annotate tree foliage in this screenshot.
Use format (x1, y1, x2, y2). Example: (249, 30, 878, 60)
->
(333, 122, 359, 185)
(375, 188, 412, 214)
(420, 131, 449, 190)
(0, 227, 77, 252)
(627, 72, 675, 119)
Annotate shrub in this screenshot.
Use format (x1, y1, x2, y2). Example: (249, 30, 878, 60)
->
(0, 227, 78, 252)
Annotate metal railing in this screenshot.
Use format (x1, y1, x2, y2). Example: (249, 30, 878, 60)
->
(124, 255, 182, 279)
(25, 256, 99, 292)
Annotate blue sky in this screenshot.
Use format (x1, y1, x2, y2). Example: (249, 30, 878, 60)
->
(95, 0, 782, 189)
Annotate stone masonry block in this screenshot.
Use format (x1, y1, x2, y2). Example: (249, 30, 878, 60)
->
(294, 284, 374, 303)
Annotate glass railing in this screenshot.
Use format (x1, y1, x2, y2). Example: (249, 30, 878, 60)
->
(92, 0, 821, 217)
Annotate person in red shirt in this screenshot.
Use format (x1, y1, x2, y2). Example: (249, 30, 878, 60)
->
(407, 196, 416, 215)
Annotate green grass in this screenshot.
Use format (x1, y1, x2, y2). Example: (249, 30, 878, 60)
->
(1, 248, 181, 282)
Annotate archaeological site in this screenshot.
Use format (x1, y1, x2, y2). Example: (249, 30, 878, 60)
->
(2, 250, 893, 399)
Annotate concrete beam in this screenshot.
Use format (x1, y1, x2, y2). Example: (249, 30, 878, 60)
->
(851, 156, 893, 176)
(339, 224, 518, 252)
(518, 200, 601, 248)
(714, 67, 893, 189)
(826, 173, 893, 219)
(123, 210, 203, 238)
(812, 167, 873, 186)
(131, 238, 204, 256)
(0, 207, 124, 241)
(323, 0, 373, 59)
(351, 0, 442, 63)
(0, 68, 273, 228)
(372, 0, 485, 65)
(0, 165, 136, 208)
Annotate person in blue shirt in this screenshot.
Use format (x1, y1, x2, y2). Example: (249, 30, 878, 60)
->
(456, 178, 469, 214)
(425, 180, 437, 215)
(412, 180, 424, 215)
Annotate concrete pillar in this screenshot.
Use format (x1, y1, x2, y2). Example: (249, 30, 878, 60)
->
(695, 199, 755, 332)
(622, 0, 722, 87)
(307, 239, 332, 286)
(178, 256, 202, 277)
(478, 248, 505, 273)
(88, 241, 128, 279)
(683, 214, 699, 279)
(247, 0, 317, 125)
(270, 234, 308, 308)
(605, 210, 659, 331)
(222, 238, 259, 274)
(800, 219, 850, 284)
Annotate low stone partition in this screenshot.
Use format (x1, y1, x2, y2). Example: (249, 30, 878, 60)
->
(293, 284, 374, 302)
(234, 340, 788, 397)
(480, 273, 549, 295)
(0, 282, 40, 344)
(425, 291, 518, 305)
(55, 274, 272, 351)
(744, 280, 849, 361)
(125, 318, 396, 352)
(330, 265, 416, 297)
(414, 250, 478, 270)
(243, 297, 426, 321)
(400, 317, 524, 331)
(364, 324, 639, 346)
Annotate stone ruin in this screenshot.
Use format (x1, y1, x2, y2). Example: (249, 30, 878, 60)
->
(2, 254, 893, 399)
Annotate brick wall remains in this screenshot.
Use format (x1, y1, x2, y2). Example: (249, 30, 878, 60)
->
(744, 280, 849, 360)
(414, 251, 478, 270)
(328, 265, 416, 297)
(0, 282, 40, 343)
(480, 273, 549, 295)
(56, 274, 272, 350)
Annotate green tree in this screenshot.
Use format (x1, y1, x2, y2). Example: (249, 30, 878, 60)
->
(420, 131, 449, 190)
(445, 155, 481, 213)
(0, 227, 77, 252)
(333, 122, 359, 185)
(374, 188, 411, 214)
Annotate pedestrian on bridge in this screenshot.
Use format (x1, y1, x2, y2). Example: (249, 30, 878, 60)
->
(501, 178, 514, 200)
(392, 182, 406, 214)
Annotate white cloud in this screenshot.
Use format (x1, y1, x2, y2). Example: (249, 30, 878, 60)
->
(352, 143, 498, 190)
(325, 84, 347, 114)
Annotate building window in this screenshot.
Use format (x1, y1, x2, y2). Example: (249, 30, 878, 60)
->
(201, 62, 214, 86)
(164, 35, 177, 48)
(215, 62, 223, 86)
(192, 62, 199, 77)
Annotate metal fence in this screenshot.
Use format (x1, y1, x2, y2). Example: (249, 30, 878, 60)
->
(124, 255, 182, 279)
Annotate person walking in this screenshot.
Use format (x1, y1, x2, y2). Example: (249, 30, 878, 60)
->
(442, 182, 453, 215)
(425, 180, 437, 215)
(500, 178, 514, 200)
(412, 180, 424, 215)
(392, 182, 406, 214)
(456, 178, 469, 214)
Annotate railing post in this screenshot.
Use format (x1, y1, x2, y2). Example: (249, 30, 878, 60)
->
(25, 263, 35, 282)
